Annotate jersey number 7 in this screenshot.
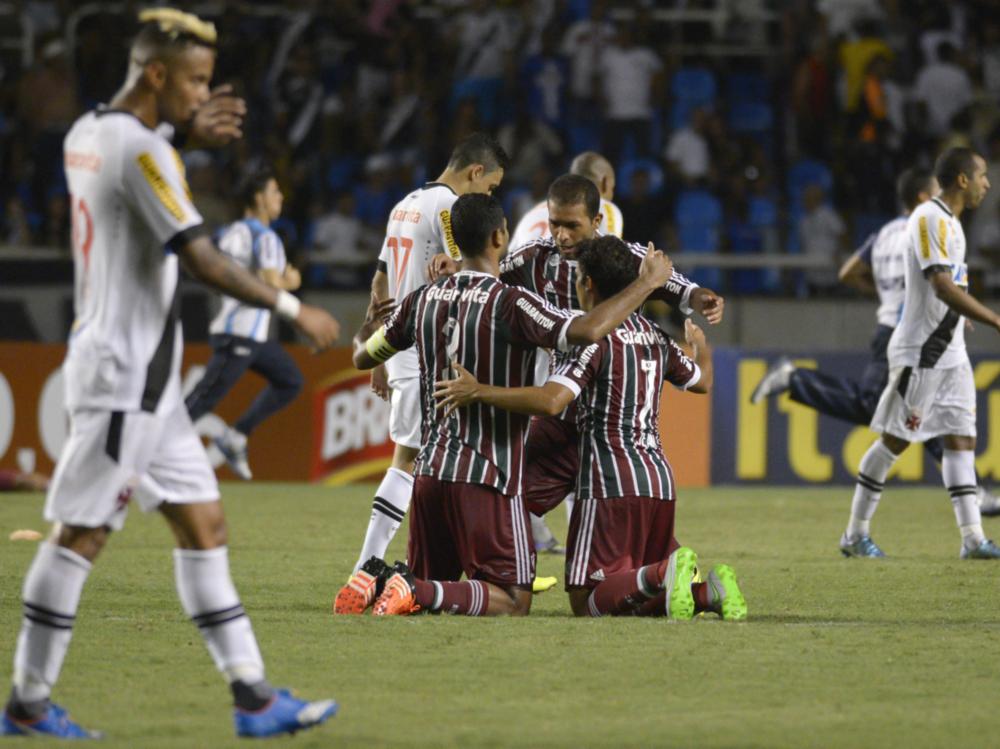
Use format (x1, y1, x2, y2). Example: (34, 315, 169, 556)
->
(387, 236, 414, 296)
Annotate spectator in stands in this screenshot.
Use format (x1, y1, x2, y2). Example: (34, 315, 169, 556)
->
(448, 0, 518, 127)
(2, 196, 32, 246)
(560, 0, 615, 123)
(913, 42, 973, 138)
(792, 35, 835, 159)
(664, 107, 712, 185)
(43, 190, 69, 249)
(599, 23, 664, 164)
(618, 167, 664, 247)
(309, 192, 374, 289)
(497, 108, 563, 186)
(837, 20, 893, 116)
(799, 184, 847, 292)
(520, 25, 569, 136)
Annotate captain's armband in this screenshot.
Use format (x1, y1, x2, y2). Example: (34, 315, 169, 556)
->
(365, 326, 398, 363)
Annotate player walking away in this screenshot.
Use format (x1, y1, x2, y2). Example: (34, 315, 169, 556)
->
(185, 167, 304, 480)
(842, 147, 1000, 559)
(344, 194, 674, 617)
(509, 150, 624, 249)
(338, 134, 508, 589)
(433, 236, 746, 619)
(751, 168, 1000, 516)
(495, 175, 724, 556)
(1, 10, 340, 739)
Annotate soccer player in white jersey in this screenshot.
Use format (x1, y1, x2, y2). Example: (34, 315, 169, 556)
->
(186, 166, 304, 480)
(509, 151, 623, 250)
(842, 148, 1000, 559)
(1, 10, 340, 739)
(336, 134, 509, 601)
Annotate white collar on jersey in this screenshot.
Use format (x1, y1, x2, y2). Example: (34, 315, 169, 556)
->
(454, 269, 495, 278)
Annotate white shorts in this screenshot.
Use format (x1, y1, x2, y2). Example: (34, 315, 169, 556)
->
(870, 362, 976, 443)
(44, 404, 220, 531)
(388, 376, 422, 449)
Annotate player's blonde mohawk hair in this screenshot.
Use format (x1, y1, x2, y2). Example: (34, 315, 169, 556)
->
(138, 7, 217, 45)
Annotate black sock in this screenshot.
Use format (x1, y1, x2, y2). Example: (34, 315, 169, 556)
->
(231, 679, 274, 711)
(6, 690, 49, 721)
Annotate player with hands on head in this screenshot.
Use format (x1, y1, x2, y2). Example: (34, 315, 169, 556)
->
(1, 8, 338, 740)
(433, 235, 745, 620)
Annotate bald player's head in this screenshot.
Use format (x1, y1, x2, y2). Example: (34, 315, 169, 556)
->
(570, 151, 616, 202)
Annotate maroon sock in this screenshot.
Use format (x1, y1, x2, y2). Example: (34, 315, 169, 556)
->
(413, 579, 490, 616)
(692, 582, 714, 613)
(587, 566, 661, 617)
(632, 590, 667, 617)
(0, 470, 17, 491)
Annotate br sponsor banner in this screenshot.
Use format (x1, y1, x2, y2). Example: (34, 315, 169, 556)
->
(0, 342, 392, 483)
(712, 348, 1000, 485)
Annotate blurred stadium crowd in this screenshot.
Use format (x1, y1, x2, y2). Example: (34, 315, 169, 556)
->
(2, 0, 1000, 294)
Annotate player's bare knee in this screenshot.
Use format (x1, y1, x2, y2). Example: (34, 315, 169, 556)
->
(53, 523, 110, 561)
(161, 501, 228, 549)
(943, 435, 976, 451)
(391, 444, 418, 473)
(881, 434, 909, 455)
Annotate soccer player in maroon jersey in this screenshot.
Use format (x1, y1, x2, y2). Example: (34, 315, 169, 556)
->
(347, 194, 674, 617)
(435, 235, 747, 619)
(453, 174, 726, 553)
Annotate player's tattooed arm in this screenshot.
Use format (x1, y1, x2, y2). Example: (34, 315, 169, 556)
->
(683, 319, 713, 393)
(433, 362, 575, 417)
(567, 245, 673, 344)
(179, 235, 341, 349)
(928, 270, 1000, 332)
(690, 287, 725, 325)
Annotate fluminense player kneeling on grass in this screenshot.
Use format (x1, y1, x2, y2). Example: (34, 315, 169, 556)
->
(842, 147, 1000, 560)
(344, 193, 674, 617)
(434, 236, 746, 619)
(2, 8, 340, 740)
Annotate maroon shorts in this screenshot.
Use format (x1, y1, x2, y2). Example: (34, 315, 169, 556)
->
(565, 496, 678, 590)
(524, 414, 579, 516)
(408, 476, 535, 587)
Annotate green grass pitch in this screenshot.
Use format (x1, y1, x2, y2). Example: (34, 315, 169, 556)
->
(2, 483, 999, 748)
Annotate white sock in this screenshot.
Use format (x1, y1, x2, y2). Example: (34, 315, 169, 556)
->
(846, 441, 897, 541)
(942, 449, 985, 547)
(530, 513, 553, 545)
(563, 492, 575, 526)
(173, 546, 264, 684)
(12, 543, 92, 703)
(354, 468, 413, 571)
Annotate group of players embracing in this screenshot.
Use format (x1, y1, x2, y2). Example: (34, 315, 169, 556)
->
(336, 133, 747, 623)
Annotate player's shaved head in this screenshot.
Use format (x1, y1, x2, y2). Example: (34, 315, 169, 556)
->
(576, 236, 635, 300)
(570, 152, 614, 185)
(448, 133, 510, 175)
(896, 168, 935, 211)
(451, 193, 505, 258)
(935, 147, 982, 189)
(548, 174, 600, 219)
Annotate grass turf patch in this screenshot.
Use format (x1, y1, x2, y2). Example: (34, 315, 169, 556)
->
(2, 483, 999, 748)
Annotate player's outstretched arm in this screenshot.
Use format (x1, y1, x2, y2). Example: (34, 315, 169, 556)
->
(567, 246, 673, 345)
(928, 271, 1000, 331)
(690, 287, 725, 325)
(179, 235, 340, 349)
(434, 362, 575, 416)
(684, 319, 713, 393)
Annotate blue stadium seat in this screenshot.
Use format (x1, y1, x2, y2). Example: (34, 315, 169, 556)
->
(853, 212, 893, 248)
(675, 190, 723, 289)
(728, 101, 774, 134)
(617, 158, 665, 198)
(748, 196, 778, 228)
(726, 72, 770, 104)
(787, 159, 833, 206)
(671, 68, 717, 104)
